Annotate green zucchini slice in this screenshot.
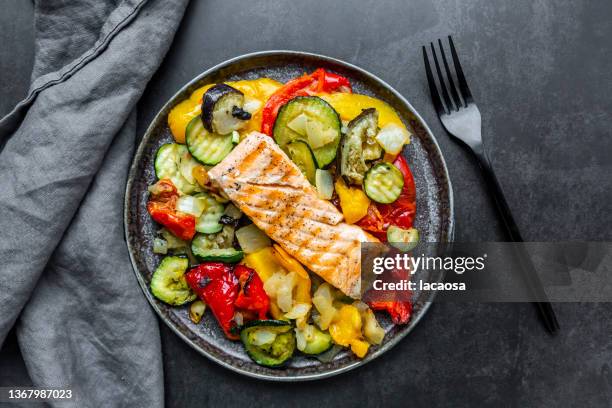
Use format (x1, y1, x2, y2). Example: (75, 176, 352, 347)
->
(273, 96, 341, 168)
(194, 193, 225, 234)
(191, 231, 243, 263)
(363, 162, 404, 204)
(150, 256, 196, 306)
(154, 143, 200, 194)
(284, 141, 317, 184)
(240, 320, 296, 367)
(301, 327, 333, 355)
(186, 116, 234, 165)
(387, 226, 420, 251)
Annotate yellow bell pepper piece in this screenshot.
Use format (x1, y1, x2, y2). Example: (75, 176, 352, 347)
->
(167, 99, 201, 144)
(319, 92, 407, 129)
(349, 339, 370, 358)
(335, 178, 370, 224)
(243, 246, 311, 318)
(269, 302, 285, 320)
(272, 244, 308, 279)
(242, 247, 283, 282)
(329, 304, 370, 358)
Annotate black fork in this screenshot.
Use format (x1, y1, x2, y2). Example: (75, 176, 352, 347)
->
(423, 36, 560, 334)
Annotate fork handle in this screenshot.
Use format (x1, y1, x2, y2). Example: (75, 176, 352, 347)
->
(474, 149, 560, 333)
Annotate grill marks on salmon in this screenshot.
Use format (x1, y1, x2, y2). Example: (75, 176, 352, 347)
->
(208, 132, 378, 298)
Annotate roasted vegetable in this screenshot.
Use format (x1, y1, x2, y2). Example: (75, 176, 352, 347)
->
(194, 193, 224, 234)
(240, 320, 296, 367)
(356, 155, 417, 240)
(150, 256, 196, 306)
(387, 226, 419, 251)
(368, 300, 412, 325)
(189, 300, 207, 324)
(185, 262, 239, 339)
(186, 116, 234, 165)
(338, 108, 381, 185)
(191, 232, 243, 263)
(147, 180, 196, 241)
(315, 169, 334, 199)
(242, 247, 284, 282)
(261, 68, 351, 136)
(334, 178, 370, 224)
(284, 141, 317, 184)
(154, 143, 200, 194)
(296, 324, 333, 355)
(234, 265, 270, 320)
(363, 162, 405, 204)
(329, 304, 370, 358)
(375, 123, 410, 156)
(202, 84, 251, 135)
(236, 224, 271, 254)
(273, 96, 342, 168)
(312, 283, 337, 330)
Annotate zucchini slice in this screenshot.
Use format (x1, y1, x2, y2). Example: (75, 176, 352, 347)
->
(150, 256, 196, 306)
(202, 84, 251, 135)
(300, 326, 333, 355)
(273, 96, 341, 168)
(154, 143, 200, 194)
(186, 116, 234, 165)
(240, 320, 296, 367)
(284, 141, 317, 184)
(387, 226, 420, 251)
(363, 162, 404, 204)
(191, 230, 243, 263)
(194, 192, 225, 234)
(339, 108, 381, 185)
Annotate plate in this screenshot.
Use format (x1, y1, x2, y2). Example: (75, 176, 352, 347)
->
(124, 51, 454, 381)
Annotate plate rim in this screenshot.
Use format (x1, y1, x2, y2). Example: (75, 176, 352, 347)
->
(124, 50, 455, 381)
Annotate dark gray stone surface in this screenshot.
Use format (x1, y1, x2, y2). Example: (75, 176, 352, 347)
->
(1, 0, 611, 406)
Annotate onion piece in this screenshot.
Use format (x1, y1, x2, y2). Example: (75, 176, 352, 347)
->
(153, 238, 168, 255)
(250, 328, 277, 346)
(176, 195, 205, 217)
(315, 169, 334, 200)
(236, 224, 271, 254)
(375, 123, 410, 155)
(285, 303, 311, 320)
(189, 300, 206, 324)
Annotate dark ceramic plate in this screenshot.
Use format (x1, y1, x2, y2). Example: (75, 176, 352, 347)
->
(124, 51, 454, 381)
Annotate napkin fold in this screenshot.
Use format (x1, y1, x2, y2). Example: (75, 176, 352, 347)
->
(0, 0, 190, 406)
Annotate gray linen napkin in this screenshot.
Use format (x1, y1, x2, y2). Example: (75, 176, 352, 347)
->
(0, 0, 189, 406)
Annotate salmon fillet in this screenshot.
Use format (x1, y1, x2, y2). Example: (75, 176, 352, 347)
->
(208, 132, 378, 298)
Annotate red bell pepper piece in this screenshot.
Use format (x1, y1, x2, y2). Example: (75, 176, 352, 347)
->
(146, 179, 196, 241)
(365, 260, 413, 324)
(185, 263, 240, 339)
(233, 265, 269, 320)
(260, 68, 352, 135)
(357, 155, 416, 241)
(368, 300, 412, 325)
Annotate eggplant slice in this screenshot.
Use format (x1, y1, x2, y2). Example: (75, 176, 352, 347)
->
(339, 108, 381, 185)
(202, 84, 252, 135)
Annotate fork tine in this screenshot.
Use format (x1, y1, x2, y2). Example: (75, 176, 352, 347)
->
(438, 39, 462, 109)
(448, 35, 473, 104)
(430, 42, 454, 111)
(422, 46, 447, 115)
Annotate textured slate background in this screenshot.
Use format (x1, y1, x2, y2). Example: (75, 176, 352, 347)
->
(1, 0, 611, 406)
